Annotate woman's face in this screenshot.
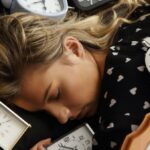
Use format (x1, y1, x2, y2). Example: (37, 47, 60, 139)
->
(16, 37, 101, 124)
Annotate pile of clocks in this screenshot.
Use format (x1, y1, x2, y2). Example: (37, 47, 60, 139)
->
(1, 0, 116, 20)
(0, 100, 95, 150)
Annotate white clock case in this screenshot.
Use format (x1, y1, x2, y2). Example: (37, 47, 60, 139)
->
(0, 101, 31, 150)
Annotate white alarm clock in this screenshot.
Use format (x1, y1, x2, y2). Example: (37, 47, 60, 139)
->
(1, 0, 68, 20)
(0, 101, 31, 150)
(46, 123, 95, 150)
(142, 37, 150, 73)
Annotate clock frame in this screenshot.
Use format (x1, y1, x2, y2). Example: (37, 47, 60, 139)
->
(0, 101, 31, 150)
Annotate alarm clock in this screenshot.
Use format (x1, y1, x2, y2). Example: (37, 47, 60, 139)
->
(1, 0, 68, 20)
(70, 0, 115, 11)
(142, 37, 150, 73)
(46, 123, 95, 150)
(0, 101, 31, 150)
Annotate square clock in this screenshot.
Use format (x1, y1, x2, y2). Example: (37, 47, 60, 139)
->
(0, 101, 31, 150)
(46, 123, 95, 150)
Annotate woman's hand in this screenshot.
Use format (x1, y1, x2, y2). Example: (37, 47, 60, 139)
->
(30, 138, 51, 150)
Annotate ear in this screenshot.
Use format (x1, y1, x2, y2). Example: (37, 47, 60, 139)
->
(63, 36, 85, 57)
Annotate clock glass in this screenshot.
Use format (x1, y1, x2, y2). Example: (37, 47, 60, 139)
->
(0, 101, 31, 150)
(46, 123, 95, 150)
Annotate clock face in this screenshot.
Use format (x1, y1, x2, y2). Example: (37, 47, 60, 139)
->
(0, 102, 31, 150)
(146, 143, 150, 150)
(77, 0, 103, 7)
(47, 123, 94, 150)
(18, 0, 64, 14)
(72, 0, 114, 11)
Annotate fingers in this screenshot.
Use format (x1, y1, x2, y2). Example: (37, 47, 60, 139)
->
(30, 138, 51, 150)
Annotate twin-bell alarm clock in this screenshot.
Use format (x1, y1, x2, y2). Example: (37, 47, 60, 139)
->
(1, 0, 68, 20)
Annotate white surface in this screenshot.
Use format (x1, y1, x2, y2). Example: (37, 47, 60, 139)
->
(14, 0, 68, 20)
(145, 49, 150, 73)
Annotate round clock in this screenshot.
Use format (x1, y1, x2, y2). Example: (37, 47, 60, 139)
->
(1, 0, 68, 20)
(70, 0, 115, 11)
(0, 101, 31, 150)
(46, 123, 95, 150)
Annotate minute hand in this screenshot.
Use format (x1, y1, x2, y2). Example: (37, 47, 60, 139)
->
(42, 0, 46, 10)
(62, 146, 74, 150)
(59, 143, 75, 150)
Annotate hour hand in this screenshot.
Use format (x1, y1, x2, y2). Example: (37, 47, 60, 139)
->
(58, 143, 74, 150)
(42, 0, 46, 10)
(32, 0, 42, 4)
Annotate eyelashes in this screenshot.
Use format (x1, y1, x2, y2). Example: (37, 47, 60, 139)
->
(54, 88, 60, 100)
(49, 88, 60, 101)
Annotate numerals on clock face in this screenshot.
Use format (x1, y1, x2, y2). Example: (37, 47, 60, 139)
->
(0, 110, 11, 138)
(0, 102, 31, 150)
(19, 0, 63, 14)
(47, 123, 95, 150)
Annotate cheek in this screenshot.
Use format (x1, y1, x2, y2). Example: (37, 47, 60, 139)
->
(61, 82, 89, 108)
(19, 86, 46, 110)
(67, 84, 98, 110)
(60, 72, 98, 108)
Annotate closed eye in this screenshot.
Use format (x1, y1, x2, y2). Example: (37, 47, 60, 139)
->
(49, 88, 60, 101)
(54, 88, 60, 100)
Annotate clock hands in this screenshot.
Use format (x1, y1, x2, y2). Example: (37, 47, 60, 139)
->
(89, 0, 93, 5)
(31, 0, 47, 11)
(58, 143, 78, 150)
(32, 0, 42, 4)
(42, 0, 47, 10)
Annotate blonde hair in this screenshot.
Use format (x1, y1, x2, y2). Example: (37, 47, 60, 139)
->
(0, 0, 147, 103)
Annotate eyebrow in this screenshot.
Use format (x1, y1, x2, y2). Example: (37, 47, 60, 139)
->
(43, 83, 52, 102)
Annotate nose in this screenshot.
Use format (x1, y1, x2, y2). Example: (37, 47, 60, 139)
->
(44, 103, 72, 124)
(58, 107, 72, 124)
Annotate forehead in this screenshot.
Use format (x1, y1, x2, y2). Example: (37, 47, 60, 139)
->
(19, 65, 50, 102)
